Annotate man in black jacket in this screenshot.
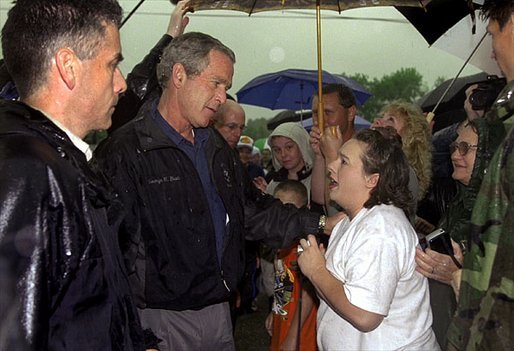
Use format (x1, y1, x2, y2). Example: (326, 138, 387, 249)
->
(0, 0, 145, 350)
(94, 32, 324, 350)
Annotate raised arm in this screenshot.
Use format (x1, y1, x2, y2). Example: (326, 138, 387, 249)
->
(109, 0, 192, 132)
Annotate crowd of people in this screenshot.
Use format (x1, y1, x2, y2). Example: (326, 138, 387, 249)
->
(0, 0, 513, 350)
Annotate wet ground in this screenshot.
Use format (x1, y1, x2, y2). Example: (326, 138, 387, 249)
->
(234, 293, 271, 351)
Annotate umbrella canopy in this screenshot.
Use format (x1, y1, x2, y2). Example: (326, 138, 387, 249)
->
(417, 72, 490, 113)
(177, 0, 427, 14)
(236, 69, 371, 110)
(407, 5, 501, 122)
(432, 9, 502, 76)
(172, 0, 428, 130)
(395, 0, 472, 45)
(267, 109, 371, 131)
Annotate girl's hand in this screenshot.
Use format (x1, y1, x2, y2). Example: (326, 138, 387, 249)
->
(297, 234, 326, 281)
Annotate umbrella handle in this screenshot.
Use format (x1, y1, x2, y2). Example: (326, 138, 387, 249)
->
(426, 111, 435, 124)
(316, 0, 324, 131)
(318, 100, 324, 132)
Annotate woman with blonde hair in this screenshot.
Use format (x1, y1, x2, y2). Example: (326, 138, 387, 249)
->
(372, 101, 432, 199)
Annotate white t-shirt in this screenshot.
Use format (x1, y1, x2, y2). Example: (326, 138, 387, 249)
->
(317, 204, 439, 351)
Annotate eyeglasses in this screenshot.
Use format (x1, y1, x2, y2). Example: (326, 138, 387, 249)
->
(449, 141, 478, 156)
(222, 123, 245, 132)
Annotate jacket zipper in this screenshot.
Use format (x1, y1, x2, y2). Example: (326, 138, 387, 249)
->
(221, 270, 231, 292)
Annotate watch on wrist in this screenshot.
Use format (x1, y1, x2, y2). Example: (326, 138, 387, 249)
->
(318, 214, 327, 234)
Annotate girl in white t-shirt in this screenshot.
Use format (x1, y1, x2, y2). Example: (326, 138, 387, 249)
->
(298, 128, 439, 350)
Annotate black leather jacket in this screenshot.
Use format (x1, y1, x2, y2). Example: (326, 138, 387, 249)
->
(93, 104, 320, 311)
(0, 100, 144, 350)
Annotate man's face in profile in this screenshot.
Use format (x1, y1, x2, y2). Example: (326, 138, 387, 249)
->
(487, 16, 514, 81)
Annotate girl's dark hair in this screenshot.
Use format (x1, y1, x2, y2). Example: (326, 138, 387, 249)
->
(355, 128, 414, 219)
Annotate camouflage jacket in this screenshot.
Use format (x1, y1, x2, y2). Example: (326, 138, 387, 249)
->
(447, 79, 514, 350)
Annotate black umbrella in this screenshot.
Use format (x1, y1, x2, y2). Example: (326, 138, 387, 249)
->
(396, 0, 474, 45)
(417, 72, 489, 114)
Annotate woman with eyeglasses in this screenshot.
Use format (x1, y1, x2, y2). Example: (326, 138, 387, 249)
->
(415, 118, 505, 349)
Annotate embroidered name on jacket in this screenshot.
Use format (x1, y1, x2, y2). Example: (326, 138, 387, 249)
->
(222, 167, 232, 187)
(148, 176, 181, 185)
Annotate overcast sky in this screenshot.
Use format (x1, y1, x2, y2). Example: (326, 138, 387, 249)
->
(1, 1, 488, 120)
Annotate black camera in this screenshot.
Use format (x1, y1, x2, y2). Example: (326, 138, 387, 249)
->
(419, 228, 454, 256)
(469, 76, 506, 111)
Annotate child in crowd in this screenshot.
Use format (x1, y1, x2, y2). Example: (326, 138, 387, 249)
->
(265, 180, 318, 351)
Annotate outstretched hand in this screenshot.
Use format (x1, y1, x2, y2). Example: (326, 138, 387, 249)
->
(253, 176, 268, 193)
(167, 0, 193, 38)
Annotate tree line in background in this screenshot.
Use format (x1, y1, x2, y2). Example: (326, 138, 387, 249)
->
(244, 67, 446, 140)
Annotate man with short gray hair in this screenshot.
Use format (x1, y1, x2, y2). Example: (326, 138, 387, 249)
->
(94, 32, 322, 350)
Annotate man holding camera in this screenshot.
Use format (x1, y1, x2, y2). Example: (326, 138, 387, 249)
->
(446, 1, 514, 349)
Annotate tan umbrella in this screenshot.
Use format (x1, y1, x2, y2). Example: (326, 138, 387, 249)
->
(172, 0, 429, 130)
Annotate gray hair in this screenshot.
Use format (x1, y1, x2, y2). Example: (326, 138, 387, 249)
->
(157, 32, 236, 88)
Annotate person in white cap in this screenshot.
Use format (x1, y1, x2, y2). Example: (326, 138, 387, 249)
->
(237, 135, 265, 180)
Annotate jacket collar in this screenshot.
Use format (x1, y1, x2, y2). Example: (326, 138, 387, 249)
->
(131, 98, 227, 152)
(0, 100, 113, 209)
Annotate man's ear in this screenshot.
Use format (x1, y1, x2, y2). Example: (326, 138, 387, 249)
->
(55, 48, 77, 90)
(171, 63, 186, 88)
(365, 173, 379, 189)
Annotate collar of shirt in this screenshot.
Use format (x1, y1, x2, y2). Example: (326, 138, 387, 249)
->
(151, 104, 209, 147)
(39, 111, 93, 161)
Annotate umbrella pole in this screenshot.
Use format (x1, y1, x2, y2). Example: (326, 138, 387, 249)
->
(316, 0, 324, 132)
(300, 83, 305, 125)
(426, 31, 488, 123)
(120, 0, 147, 28)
